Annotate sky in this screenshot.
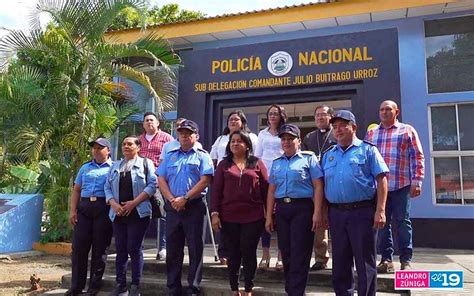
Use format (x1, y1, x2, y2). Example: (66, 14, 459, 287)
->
(0, 0, 312, 37)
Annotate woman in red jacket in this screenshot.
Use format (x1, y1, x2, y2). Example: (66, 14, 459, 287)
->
(211, 130, 269, 296)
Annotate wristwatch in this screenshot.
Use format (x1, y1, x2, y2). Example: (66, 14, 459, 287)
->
(184, 193, 190, 201)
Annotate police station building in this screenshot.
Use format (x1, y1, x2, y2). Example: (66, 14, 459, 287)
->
(108, 0, 474, 248)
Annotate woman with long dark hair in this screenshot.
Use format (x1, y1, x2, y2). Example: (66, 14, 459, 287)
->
(210, 110, 258, 166)
(211, 130, 269, 296)
(210, 110, 258, 264)
(254, 104, 287, 270)
(105, 135, 157, 296)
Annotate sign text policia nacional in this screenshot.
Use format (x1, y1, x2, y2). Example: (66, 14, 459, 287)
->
(193, 41, 384, 93)
(194, 45, 379, 92)
(179, 29, 400, 144)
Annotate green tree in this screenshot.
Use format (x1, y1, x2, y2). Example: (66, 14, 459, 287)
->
(109, 3, 206, 31)
(0, 0, 179, 242)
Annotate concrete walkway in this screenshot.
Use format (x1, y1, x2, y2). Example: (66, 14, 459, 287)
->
(39, 245, 473, 295)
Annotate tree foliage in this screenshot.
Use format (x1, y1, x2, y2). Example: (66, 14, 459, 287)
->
(109, 3, 206, 31)
(0, 0, 180, 242)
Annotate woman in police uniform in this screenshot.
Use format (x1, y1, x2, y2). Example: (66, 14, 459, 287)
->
(66, 138, 113, 296)
(265, 124, 324, 296)
(105, 135, 157, 296)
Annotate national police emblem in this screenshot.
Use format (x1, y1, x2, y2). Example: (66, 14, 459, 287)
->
(267, 51, 293, 76)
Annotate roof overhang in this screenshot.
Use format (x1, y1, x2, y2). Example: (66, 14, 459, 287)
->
(105, 0, 474, 46)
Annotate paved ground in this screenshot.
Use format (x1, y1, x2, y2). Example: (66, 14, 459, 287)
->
(1, 246, 473, 295)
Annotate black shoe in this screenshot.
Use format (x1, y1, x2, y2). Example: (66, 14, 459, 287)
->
(85, 288, 100, 296)
(310, 262, 327, 271)
(108, 284, 128, 296)
(64, 289, 84, 296)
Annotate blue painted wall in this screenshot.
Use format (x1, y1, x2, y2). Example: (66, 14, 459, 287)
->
(0, 194, 44, 253)
(179, 10, 474, 219)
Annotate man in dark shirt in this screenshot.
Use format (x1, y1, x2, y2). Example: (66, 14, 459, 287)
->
(301, 105, 336, 271)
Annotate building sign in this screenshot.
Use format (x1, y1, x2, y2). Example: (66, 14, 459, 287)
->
(186, 29, 395, 94)
(179, 28, 400, 145)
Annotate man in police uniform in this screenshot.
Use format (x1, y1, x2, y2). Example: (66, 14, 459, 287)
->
(302, 105, 335, 271)
(320, 111, 388, 296)
(157, 120, 214, 296)
(265, 124, 324, 296)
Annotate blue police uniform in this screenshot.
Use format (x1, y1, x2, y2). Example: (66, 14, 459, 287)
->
(157, 144, 214, 296)
(269, 150, 323, 296)
(70, 159, 113, 294)
(323, 138, 388, 296)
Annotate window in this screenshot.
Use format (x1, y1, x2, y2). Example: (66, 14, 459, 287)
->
(430, 103, 474, 205)
(425, 16, 474, 93)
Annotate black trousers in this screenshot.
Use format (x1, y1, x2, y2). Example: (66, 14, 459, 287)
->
(71, 199, 112, 292)
(221, 219, 264, 292)
(275, 199, 314, 296)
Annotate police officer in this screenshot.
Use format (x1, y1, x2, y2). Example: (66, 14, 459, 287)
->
(66, 138, 113, 296)
(321, 110, 388, 296)
(157, 120, 214, 296)
(265, 124, 324, 296)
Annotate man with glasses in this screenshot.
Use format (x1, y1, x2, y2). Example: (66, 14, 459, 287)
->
(302, 105, 335, 271)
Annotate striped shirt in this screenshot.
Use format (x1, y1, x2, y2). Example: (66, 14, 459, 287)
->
(139, 131, 173, 167)
(365, 121, 424, 191)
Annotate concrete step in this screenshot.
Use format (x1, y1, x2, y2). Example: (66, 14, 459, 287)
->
(102, 256, 397, 293)
(60, 274, 407, 296)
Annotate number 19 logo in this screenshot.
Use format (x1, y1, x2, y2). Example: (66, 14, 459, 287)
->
(429, 271, 463, 289)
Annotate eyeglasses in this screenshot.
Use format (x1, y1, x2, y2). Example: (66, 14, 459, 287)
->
(268, 112, 280, 117)
(315, 113, 330, 118)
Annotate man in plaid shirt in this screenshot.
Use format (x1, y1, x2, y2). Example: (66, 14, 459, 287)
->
(139, 111, 173, 261)
(365, 100, 424, 272)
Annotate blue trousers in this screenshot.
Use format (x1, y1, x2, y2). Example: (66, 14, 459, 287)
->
(329, 205, 377, 296)
(157, 217, 166, 251)
(275, 199, 314, 296)
(166, 200, 206, 296)
(378, 186, 413, 263)
(71, 199, 112, 292)
(113, 216, 150, 287)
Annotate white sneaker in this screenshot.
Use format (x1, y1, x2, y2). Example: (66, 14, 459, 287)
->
(158, 249, 166, 260)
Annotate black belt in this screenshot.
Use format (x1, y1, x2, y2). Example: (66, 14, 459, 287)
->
(329, 198, 375, 210)
(81, 196, 105, 202)
(276, 197, 313, 204)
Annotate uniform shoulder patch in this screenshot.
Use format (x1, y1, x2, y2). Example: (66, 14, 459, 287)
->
(363, 140, 376, 146)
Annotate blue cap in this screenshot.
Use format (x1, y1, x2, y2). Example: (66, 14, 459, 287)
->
(89, 137, 111, 149)
(177, 119, 199, 134)
(278, 124, 301, 138)
(330, 110, 356, 125)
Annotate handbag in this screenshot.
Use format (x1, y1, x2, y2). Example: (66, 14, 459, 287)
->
(143, 157, 165, 219)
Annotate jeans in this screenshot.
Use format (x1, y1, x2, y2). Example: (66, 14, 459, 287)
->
(378, 185, 413, 263)
(157, 217, 166, 251)
(113, 216, 150, 286)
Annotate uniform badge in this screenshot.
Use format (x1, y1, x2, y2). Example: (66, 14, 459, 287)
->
(274, 164, 280, 171)
(329, 156, 334, 161)
(171, 156, 177, 161)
